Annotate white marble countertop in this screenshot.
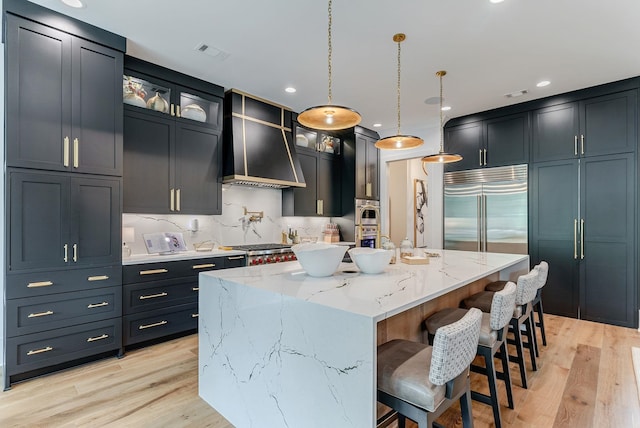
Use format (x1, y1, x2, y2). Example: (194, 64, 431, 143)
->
(200, 249, 529, 322)
(122, 249, 246, 265)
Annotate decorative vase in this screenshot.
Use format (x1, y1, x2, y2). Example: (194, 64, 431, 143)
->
(146, 92, 169, 113)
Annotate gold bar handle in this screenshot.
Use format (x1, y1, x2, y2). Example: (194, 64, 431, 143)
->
(192, 287, 200, 291)
(28, 310, 54, 318)
(191, 313, 199, 318)
(88, 275, 109, 282)
(483, 149, 487, 165)
(27, 280, 53, 288)
(139, 292, 168, 300)
(479, 149, 483, 166)
(87, 302, 109, 309)
(366, 182, 372, 197)
(580, 218, 585, 259)
(139, 268, 168, 276)
(574, 135, 578, 155)
(170, 188, 175, 211)
(63, 136, 70, 167)
(176, 188, 181, 212)
(171, 104, 175, 116)
(64, 243, 68, 263)
(227, 256, 245, 260)
(27, 346, 53, 356)
(73, 243, 78, 262)
(574, 219, 578, 260)
(581, 134, 585, 155)
(73, 138, 79, 168)
(139, 320, 168, 330)
(176, 105, 181, 118)
(192, 264, 215, 269)
(87, 334, 109, 343)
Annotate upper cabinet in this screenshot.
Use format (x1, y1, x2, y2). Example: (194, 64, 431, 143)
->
(532, 90, 637, 162)
(444, 112, 529, 172)
(5, 15, 123, 176)
(355, 128, 380, 200)
(122, 57, 224, 215)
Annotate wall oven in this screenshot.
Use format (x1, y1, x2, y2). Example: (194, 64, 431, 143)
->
(355, 199, 380, 248)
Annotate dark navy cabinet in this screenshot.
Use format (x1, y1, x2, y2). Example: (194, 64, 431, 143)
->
(355, 128, 380, 200)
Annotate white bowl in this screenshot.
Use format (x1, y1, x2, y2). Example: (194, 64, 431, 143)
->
(348, 248, 393, 274)
(292, 243, 347, 277)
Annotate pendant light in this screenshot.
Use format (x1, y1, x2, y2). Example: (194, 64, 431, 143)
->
(421, 70, 463, 163)
(297, 0, 361, 131)
(375, 33, 424, 150)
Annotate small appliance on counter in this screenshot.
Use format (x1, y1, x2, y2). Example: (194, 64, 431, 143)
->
(143, 232, 187, 254)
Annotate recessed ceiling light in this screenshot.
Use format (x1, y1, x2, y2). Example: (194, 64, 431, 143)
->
(285, 87, 296, 93)
(536, 80, 551, 87)
(505, 89, 528, 98)
(373, 123, 382, 128)
(61, 0, 85, 8)
(490, 0, 505, 4)
(441, 106, 452, 111)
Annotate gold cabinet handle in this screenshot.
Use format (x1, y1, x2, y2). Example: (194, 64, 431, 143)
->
(27, 280, 53, 288)
(227, 256, 244, 260)
(366, 182, 372, 197)
(27, 346, 53, 356)
(479, 149, 483, 166)
(191, 313, 199, 318)
(138, 320, 168, 330)
(64, 243, 68, 263)
(63, 136, 70, 167)
(87, 302, 109, 309)
(574, 219, 578, 260)
(580, 218, 585, 259)
(87, 334, 109, 342)
(580, 134, 585, 155)
(192, 263, 215, 269)
(88, 275, 109, 282)
(574, 135, 578, 156)
(170, 188, 175, 211)
(170, 104, 175, 116)
(192, 287, 200, 291)
(483, 149, 487, 165)
(73, 138, 79, 168)
(176, 188, 181, 211)
(139, 268, 168, 275)
(28, 310, 54, 318)
(73, 243, 78, 262)
(139, 292, 168, 300)
(176, 105, 181, 118)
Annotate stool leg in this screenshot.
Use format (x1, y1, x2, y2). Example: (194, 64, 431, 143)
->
(524, 314, 538, 371)
(530, 310, 540, 358)
(510, 317, 528, 389)
(536, 299, 547, 347)
(498, 340, 514, 409)
(397, 413, 406, 428)
(483, 348, 502, 428)
(460, 388, 475, 428)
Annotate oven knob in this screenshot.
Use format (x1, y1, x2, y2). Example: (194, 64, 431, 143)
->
(291, 254, 297, 261)
(265, 257, 272, 263)
(257, 258, 263, 264)
(275, 256, 281, 262)
(251, 259, 258, 265)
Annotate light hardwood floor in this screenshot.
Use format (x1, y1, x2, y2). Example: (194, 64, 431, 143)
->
(1, 314, 639, 427)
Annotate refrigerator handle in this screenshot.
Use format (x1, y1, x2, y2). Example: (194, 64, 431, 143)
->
(477, 195, 482, 252)
(573, 218, 578, 259)
(580, 218, 585, 259)
(483, 194, 488, 252)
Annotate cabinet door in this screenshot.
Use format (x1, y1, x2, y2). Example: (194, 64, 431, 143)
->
(485, 113, 529, 167)
(531, 102, 579, 162)
(283, 151, 318, 216)
(317, 154, 341, 216)
(177, 85, 223, 130)
(72, 38, 123, 176)
(6, 16, 72, 172)
(123, 111, 174, 213)
(8, 171, 70, 272)
(580, 90, 637, 157)
(174, 123, 222, 214)
(579, 154, 635, 327)
(444, 122, 483, 171)
(70, 177, 121, 266)
(530, 160, 579, 318)
(365, 138, 380, 199)
(355, 133, 379, 199)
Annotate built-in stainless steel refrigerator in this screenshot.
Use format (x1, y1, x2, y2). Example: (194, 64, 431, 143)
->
(444, 164, 528, 254)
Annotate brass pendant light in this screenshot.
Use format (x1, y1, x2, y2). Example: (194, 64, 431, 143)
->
(421, 70, 463, 163)
(297, 0, 361, 131)
(375, 33, 424, 150)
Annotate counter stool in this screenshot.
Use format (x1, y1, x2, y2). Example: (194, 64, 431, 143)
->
(377, 308, 482, 428)
(485, 262, 549, 357)
(424, 282, 517, 428)
(462, 269, 539, 389)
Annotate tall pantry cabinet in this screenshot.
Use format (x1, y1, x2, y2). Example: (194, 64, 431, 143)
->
(3, 0, 126, 388)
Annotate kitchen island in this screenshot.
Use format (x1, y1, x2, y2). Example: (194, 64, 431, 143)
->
(198, 249, 529, 427)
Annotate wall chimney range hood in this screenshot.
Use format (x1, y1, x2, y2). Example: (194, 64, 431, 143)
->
(223, 90, 306, 188)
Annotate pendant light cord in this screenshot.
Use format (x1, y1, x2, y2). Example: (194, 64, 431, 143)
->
(396, 38, 402, 135)
(327, 0, 333, 105)
(439, 71, 444, 152)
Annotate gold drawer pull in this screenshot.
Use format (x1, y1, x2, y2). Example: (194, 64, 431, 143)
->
(191, 313, 199, 318)
(27, 346, 53, 356)
(138, 320, 168, 330)
(139, 268, 168, 275)
(27, 281, 53, 288)
(28, 310, 54, 318)
(227, 256, 244, 260)
(139, 292, 168, 300)
(87, 302, 109, 309)
(88, 275, 109, 282)
(192, 287, 199, 291)
(192, 263, 215, 269)
(87, 334, 109, 343)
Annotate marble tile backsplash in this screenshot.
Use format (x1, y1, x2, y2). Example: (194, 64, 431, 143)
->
(123, 184, 329, 255)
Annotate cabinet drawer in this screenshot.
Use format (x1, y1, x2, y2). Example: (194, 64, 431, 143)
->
(122, 257, 225, 284)
(123, 304, 198, 346)
(123, 278, 198, 314)
(6, 318, 122, 376)
(6, 265, 122, 299)
(224, 254, 246, 268)
(6, 287, 122, 338)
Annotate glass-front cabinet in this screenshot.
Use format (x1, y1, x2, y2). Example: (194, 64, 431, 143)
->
(123, 74, 221, 129)
(294, 125, 341, 155)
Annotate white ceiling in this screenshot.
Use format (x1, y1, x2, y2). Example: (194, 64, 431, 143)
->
(26, 0, 640, 140)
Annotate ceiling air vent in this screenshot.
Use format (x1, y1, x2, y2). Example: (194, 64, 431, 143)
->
(194, 42, 229, 61)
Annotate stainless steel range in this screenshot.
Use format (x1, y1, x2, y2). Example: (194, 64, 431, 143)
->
(230, 243, 295, 266)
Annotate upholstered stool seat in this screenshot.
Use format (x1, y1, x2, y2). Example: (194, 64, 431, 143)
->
(425, 307, 498, 348)
(377, 308, 482, 428)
